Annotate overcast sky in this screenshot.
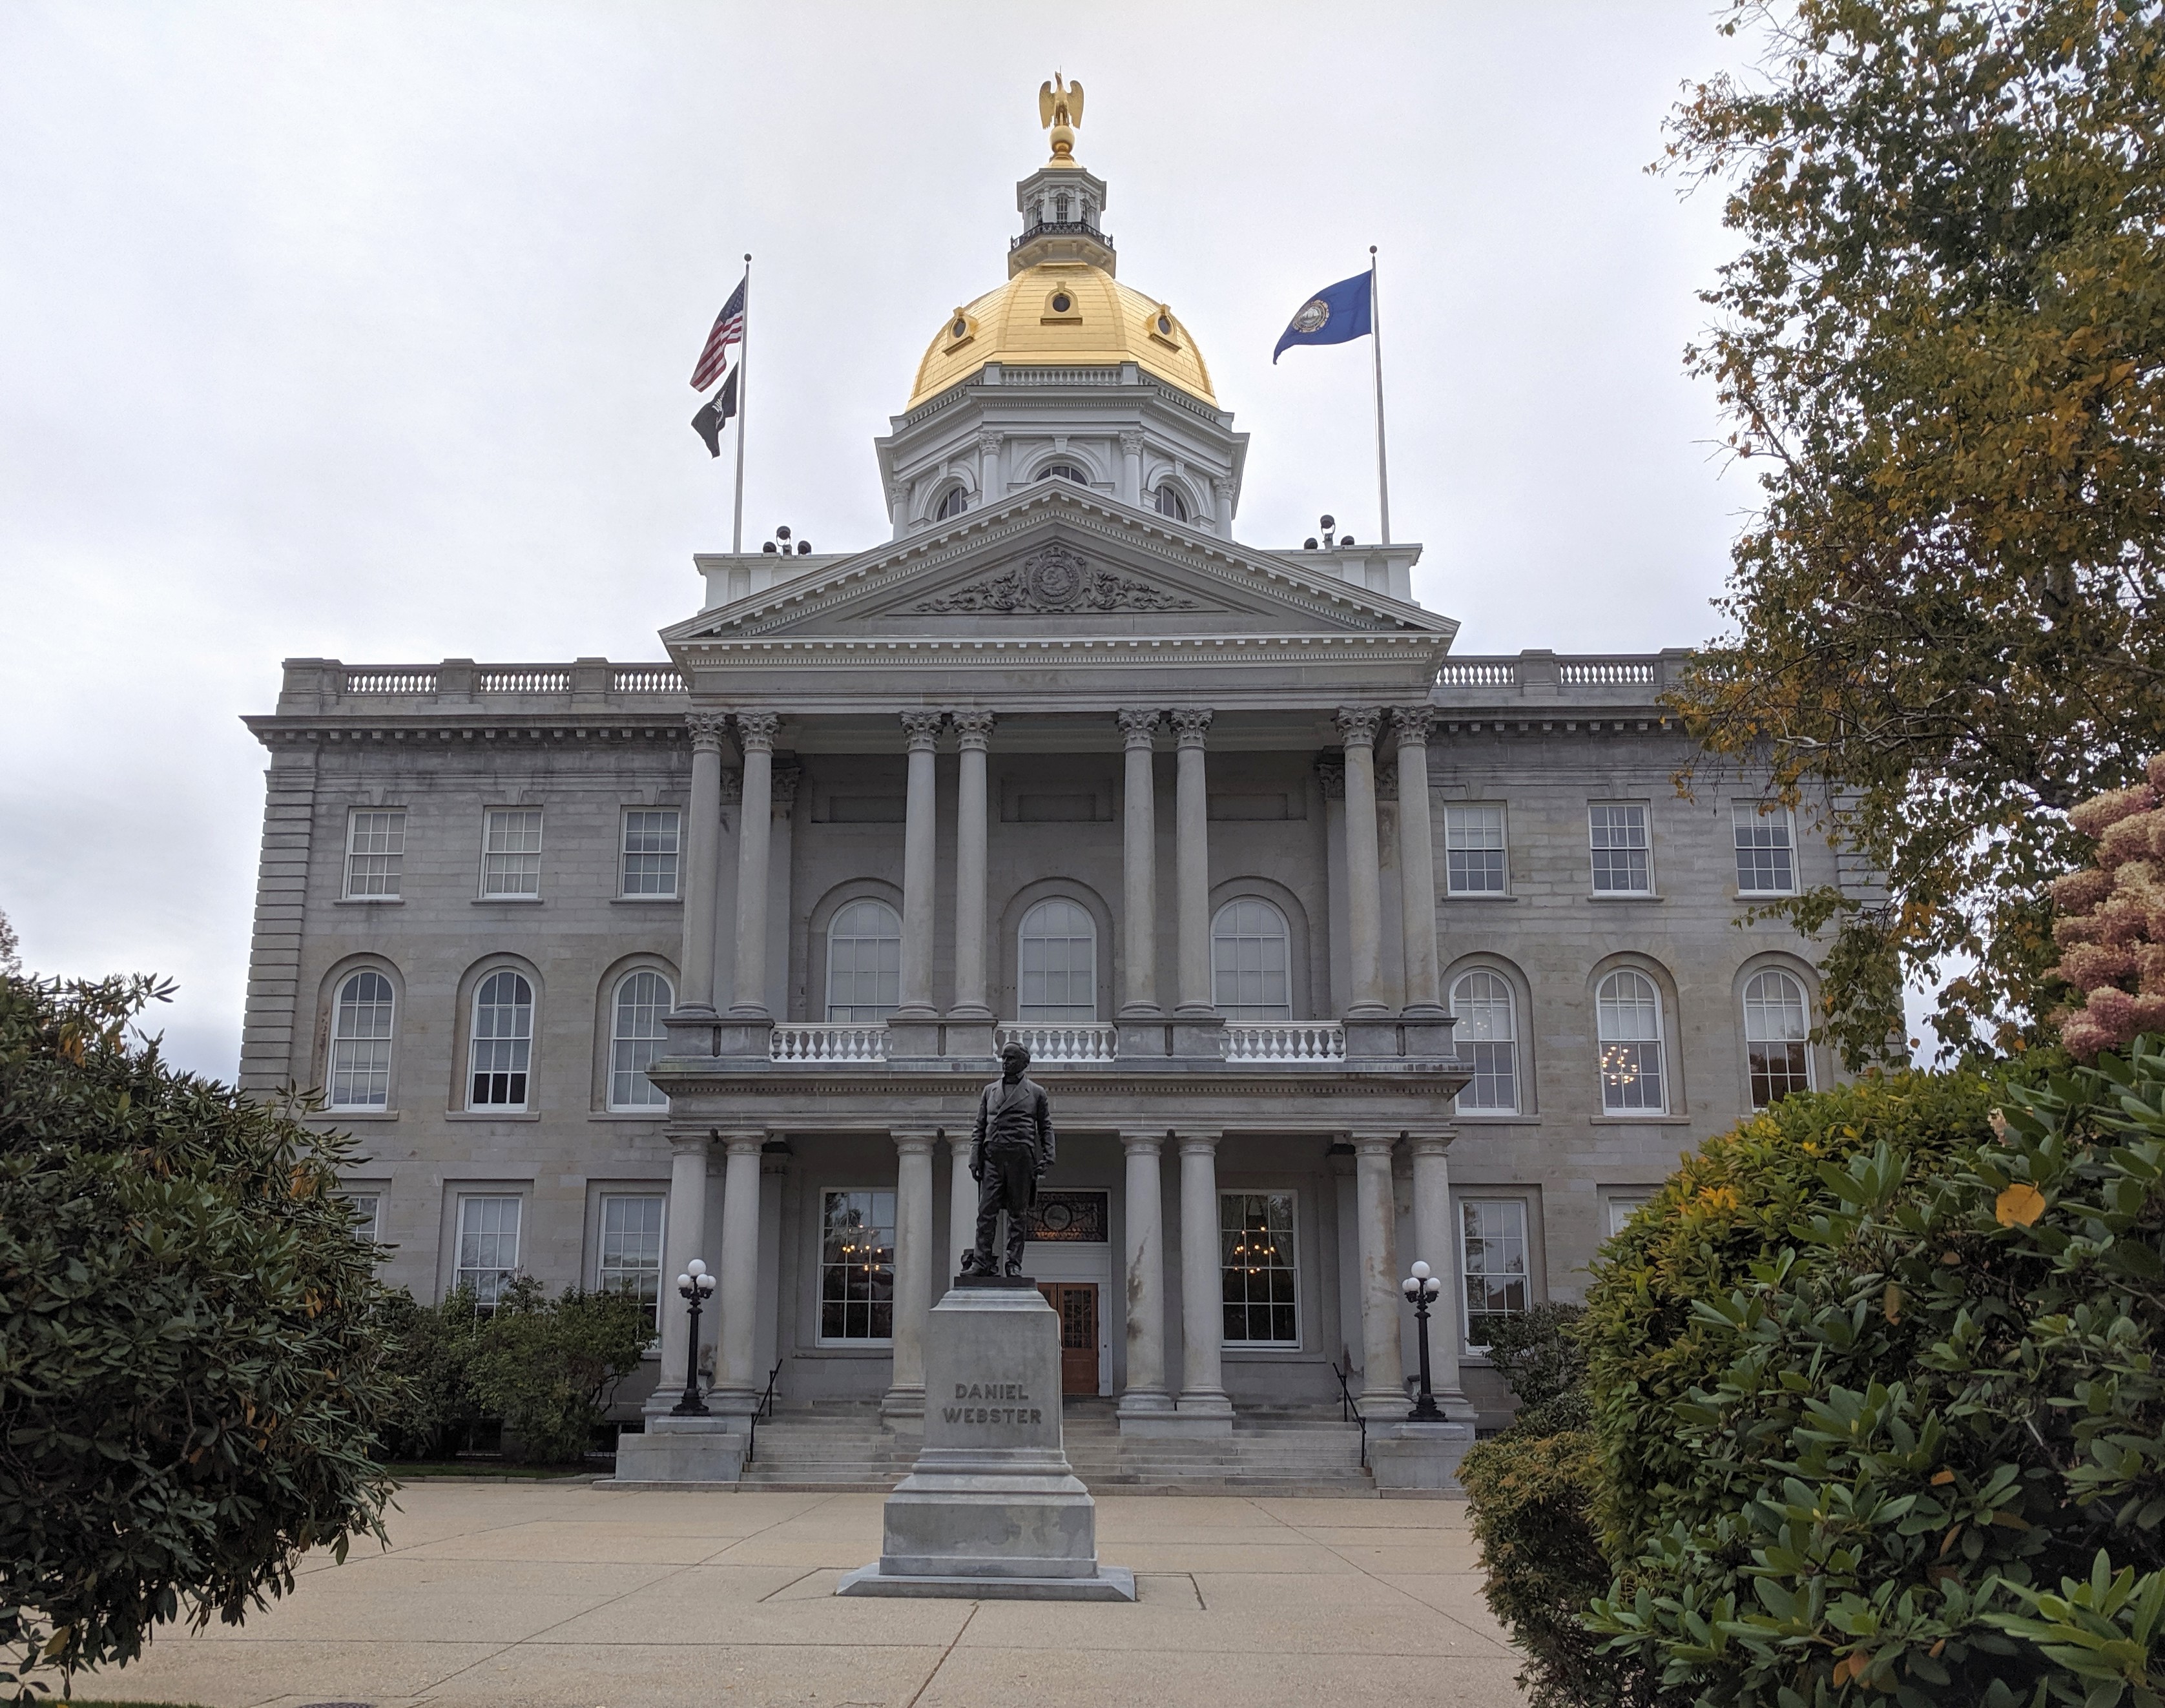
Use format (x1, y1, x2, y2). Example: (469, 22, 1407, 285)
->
(0, 2, 1772, 1079)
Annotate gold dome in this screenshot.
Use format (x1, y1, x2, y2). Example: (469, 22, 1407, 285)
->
(907, 262, 1216, 408)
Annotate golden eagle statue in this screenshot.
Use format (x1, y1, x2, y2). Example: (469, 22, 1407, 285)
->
(1038, 74, 1084, 163)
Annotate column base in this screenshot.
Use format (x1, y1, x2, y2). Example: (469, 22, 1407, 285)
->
(1115, 1020, 1170, 1060)
(1114, 1388, 1173, 1420)
(1357, 1387, 1413, 1418)
(1169, 1014, 1225, 1058)
(1165, 1392, 1234, 1436)
(884, 1018, 944, 1058)
(709, 1016, 776, 1058)
(1343, 1017, 1406, 1060)
(880, 1386, 927, 1421)
(1367, 1419, 1476, 1496)
(701, 1388, 765, 1419)
(941, 1014, 998, 1059)
(662, 1009, 720, 1057)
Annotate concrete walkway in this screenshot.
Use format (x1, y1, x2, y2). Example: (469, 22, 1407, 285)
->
(84, 1482, 1528, 1708)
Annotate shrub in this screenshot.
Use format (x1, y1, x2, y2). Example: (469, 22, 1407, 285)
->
(2051, 755, 2165, 1060)
(0, 972, 397, 1698)
(1484, 1301, 1593, 1435)
(371, 1288, 486, 1461)
(462, 1278, 651, 1465)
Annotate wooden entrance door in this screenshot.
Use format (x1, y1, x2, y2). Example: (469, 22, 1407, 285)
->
(1038, 1282, 1100, 1394)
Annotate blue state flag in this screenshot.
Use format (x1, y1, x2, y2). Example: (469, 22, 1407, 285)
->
(1272, 270, 1373, 363)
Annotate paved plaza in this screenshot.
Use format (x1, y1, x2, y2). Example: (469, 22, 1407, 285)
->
(83, 1481, 1526, 1707)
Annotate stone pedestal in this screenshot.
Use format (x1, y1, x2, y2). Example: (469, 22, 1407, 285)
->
(1369, 1419, 1476, 1496)
(836, 1278, 1135, 1601)
(610, 1413, 747, 1485)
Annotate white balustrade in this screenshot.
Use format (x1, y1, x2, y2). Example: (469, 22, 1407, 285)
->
(1435, 661, 1517, 688)
(995, 1022, 1116, 1063)
(479, 668, 575, 694)
(770, 1024, 888, 1062)
(612, 666, 685, 693)
(344, 668, 437, 694)
(1221, 1023, 1347, 1063)
(1558, 659, 1657, 686)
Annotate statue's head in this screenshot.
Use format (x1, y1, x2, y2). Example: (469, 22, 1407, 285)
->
(1000, 1042, 1031, 1080)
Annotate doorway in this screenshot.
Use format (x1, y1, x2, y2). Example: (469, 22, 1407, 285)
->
(1037, 1281, 1101, 1394)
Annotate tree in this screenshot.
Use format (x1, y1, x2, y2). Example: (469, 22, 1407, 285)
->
(0, 971, 398, 1698)
(1663, 0, 2165, 1065)
(462, 1278, 650, 1465)
(2049, 754, 2165, 1056)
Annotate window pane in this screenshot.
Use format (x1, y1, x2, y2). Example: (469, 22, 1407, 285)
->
(621, 809, 681, 896)
(610, 971, 673, 1108)
(468, 971, 533, 1109)
(1588, 804, 1651, 893)
(456, 1195, 521, 1310)
(1449, 971, 1518, 1113)
(1444, 805, 1507, 894)
(1462, 1199, 1528, 1348)
(827, 899, 902, 1022)
(482, 808, 543, 897)
(599, 1194, 665, 1328)
(1744, 970, 1813, 1107)
(346, 1192, 382, 1244)
(344, 808, 406, 898)
(820, 1190, 896, 1341)
(1219, 1191, 1298, 1345)
(1734, 805, 1796, 894)
(329, 970, 395, 1109)
(1211, 898, 1291, 1020)
(1019, 899, 1097, 1022)
(1596, 971, 1665, 1112)
(1606, 1195, 1651, 1238)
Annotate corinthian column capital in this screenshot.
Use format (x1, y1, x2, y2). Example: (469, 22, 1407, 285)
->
(686, 711, 731, 751)
(1394, 705, 1438, 745)
(949, 709, 998, 749)
(733, 711, 780, 752)
(1115, 707, 1163, 748)
(1334, 706, 1383, 749)
(898, 710, 945, 750)
(1168, 707, 1214, 748)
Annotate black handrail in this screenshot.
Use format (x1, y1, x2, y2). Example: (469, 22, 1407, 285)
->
(1332, 1358, 1367, 1470)
(1009, 220, 1115, 251)
(742, 1357, 785, 1468)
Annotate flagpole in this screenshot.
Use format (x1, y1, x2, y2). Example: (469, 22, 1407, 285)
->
(731, 254, 751, 554)
(1369, 244, 1392, 547)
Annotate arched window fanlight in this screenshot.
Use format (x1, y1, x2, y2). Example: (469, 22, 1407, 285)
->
(329, 970, 395, 1111)
(1743, 969, 1812, 1107)
(1039, 462, 1088, 484)
(608, 969, 672, 1110)
(1450, 970, 1519, 1113)
(1018, 898, 1096, 1022)
(468, 969, 534, 1111)
(1211, 899, 1290, 1020)
(1155, 484, 1189, 521)
(934, 485, 969, 521)
(827, 899, 902, 1022)
(1595, 969, 1666, 1113)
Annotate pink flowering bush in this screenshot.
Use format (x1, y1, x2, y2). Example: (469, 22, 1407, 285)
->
(2051, 754, 2165, 1058)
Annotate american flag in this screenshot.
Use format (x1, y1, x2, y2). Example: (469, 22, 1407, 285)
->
(690, 276, 746, 390)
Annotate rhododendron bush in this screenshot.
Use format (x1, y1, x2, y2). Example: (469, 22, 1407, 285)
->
(2053, 755, 2165, 1060)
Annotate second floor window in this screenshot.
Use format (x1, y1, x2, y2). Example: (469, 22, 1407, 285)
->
(1734, 804, 1797, 894)
(826, 899, 902, 1022)
(1019, 898, 1096, 1022)
(621, 809, 681, 896)
(1589, 803, 1652, 894)
(468, 970, 533, 1109)
(1596, 969, 1666, 1113)
(328, 970, 395, 1111)
(1211, 898, 1291, 1020)
(1444, 805, 1507, 894)
(1450, 970, 1519, 1113)
(481, 808, 543, 898)
(344, 809, 405, 899)
(1744, 969, 1814, 1107)
(609, 971, 672, 1109)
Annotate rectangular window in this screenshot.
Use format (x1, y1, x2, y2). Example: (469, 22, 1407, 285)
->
(1734, 804, 1797, 894)
(346, 1191, 382, 1245)
(597, 1193, 665, 1328)
(1605, 1195, 1652, 1239)
(1461, 1199, 1529, 1351)
(1444, 805, 1507, 895)
(344, 809, 406, 899)
(480, 808, 543, 898)
(820, 1189, 895, 1343)
(1588, 804, 1652, 894)
(620, 808, 681, 897)
(454, 1195, 521, 1311)
(1219, 1190, 1299, 1346)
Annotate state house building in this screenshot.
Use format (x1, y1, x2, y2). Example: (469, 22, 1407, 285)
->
(240, 112, 1843, 1486)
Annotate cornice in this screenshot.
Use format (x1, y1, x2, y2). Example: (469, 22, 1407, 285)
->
(242, 717, 689, 752)
(650, 1065, 1466, 1100)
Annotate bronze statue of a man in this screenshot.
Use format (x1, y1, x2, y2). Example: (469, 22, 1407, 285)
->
(960, 1042, 1055, 1277)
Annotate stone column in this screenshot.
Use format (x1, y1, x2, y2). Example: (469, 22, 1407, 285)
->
(1176, 1131, 1233, 1419)
(1120, 429, 1145, 508)
(649, 1130, 712, 1415)
(949, 712, 995, 1022)
(977, 430, 1003, 506)
(946, 1131, 977, 1277)
(1116, 1131, 1172, 1420)
(1170, 709, 1215, 1018)
(1317, 755, 1349, 1016)
(727, 714, 779, 1017)
(1394, 708, 1444, 1015)
(677, 714, 729, 1015)
(895, 712, 944, 1019)
(884, 1128, 937, 1418)
(1335, 708, 1388, 1017)
(1353, 1131, 1408, 1414)
(713, 1131, 765, 1407)
(1213, 475, 1235, 537)
(1407, 1131, 1475, 1419)
(1116, 709, 1162, 1018)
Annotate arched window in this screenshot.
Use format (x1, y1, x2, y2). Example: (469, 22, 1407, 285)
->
(468, 970, 534, 1111)
(933, 485, 969, 521)
(1155, 484, 1188, 521)
(1595, 969, 1666, 1113)
(1053, 190, 1072, 223)
(1039, 462, 1088, 484)
(329, 970, 395, 1111)
(608, 969, 672, 1110)
(827, 900, 902, 1022)
(1018, 898, 1096, 1022)
(1450, 971, 1518, 1113)
(1743, 969, 1812, 1107)
(1211, 899, 1290, 1020)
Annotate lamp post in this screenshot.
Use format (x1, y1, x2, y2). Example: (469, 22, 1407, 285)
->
(1401, 1260, 1444, 1422)
(671, 1257, 717, 1416)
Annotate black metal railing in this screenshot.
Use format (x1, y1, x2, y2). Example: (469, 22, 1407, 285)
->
(741, 1357, 785, 1468)
(1332, 1358, 1367, 1469)
(1010, 220, 1114, 251)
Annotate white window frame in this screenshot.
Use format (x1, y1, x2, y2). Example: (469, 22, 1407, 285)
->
(453, 1193, 522, 1311)
(1017, 898, 1098, 1022)
(933, 484, 969, 521)
(1210, 898, 1293, 1021)
(1155, 483, 1188, 521)
(1595, 967, 1669, 1115)
(1743, 967, 1815, 1108)
(596, 1192, 667, 1329)
(619, 808, 682, 898)
(1604, 1194, 1653, 1239)
(1734, 802, 1799, 897)
(466, 969, 535, 1112)
(479, 807, 544, 900)
(1449, 969, 1520, 1114)
(607, 969, 672, 1111)
(1443, 804, 1509, 896)
(342, 808, 406, 901)
(825, 898, 904, 1022)
(327, 969, 396, 1112)
(346, 1190, 383, 1246)
(1588, 803, 1654, 896)
(817, 1188, 897, 1346)
(1218, 1188, 1301, 1349)
(1459, 1196, 1533, 1355)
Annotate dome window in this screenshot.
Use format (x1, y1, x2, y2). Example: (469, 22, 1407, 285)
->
(1155, 484, 1188, 522)
(934, 486, 969, 521)
(1050, 292, 1073, 314)
(1156, 314, 1172, 336)
(1041, 463, 1088, 485)
(951, 318, 968, 338)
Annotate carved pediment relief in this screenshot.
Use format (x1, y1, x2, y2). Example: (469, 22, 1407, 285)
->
(911, 544, 1198, 615)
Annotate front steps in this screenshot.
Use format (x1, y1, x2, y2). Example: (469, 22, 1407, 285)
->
(729, 1399, 1374, 1495)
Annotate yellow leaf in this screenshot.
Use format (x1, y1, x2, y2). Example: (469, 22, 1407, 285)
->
(1996, 1184, 2046, 1228)
(1883, 1283, 1903, 1322)
(1931, 1468, 1955, 1486)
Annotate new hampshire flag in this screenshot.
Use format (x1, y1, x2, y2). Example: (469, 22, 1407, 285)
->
(1272, 270, 1374, 362)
